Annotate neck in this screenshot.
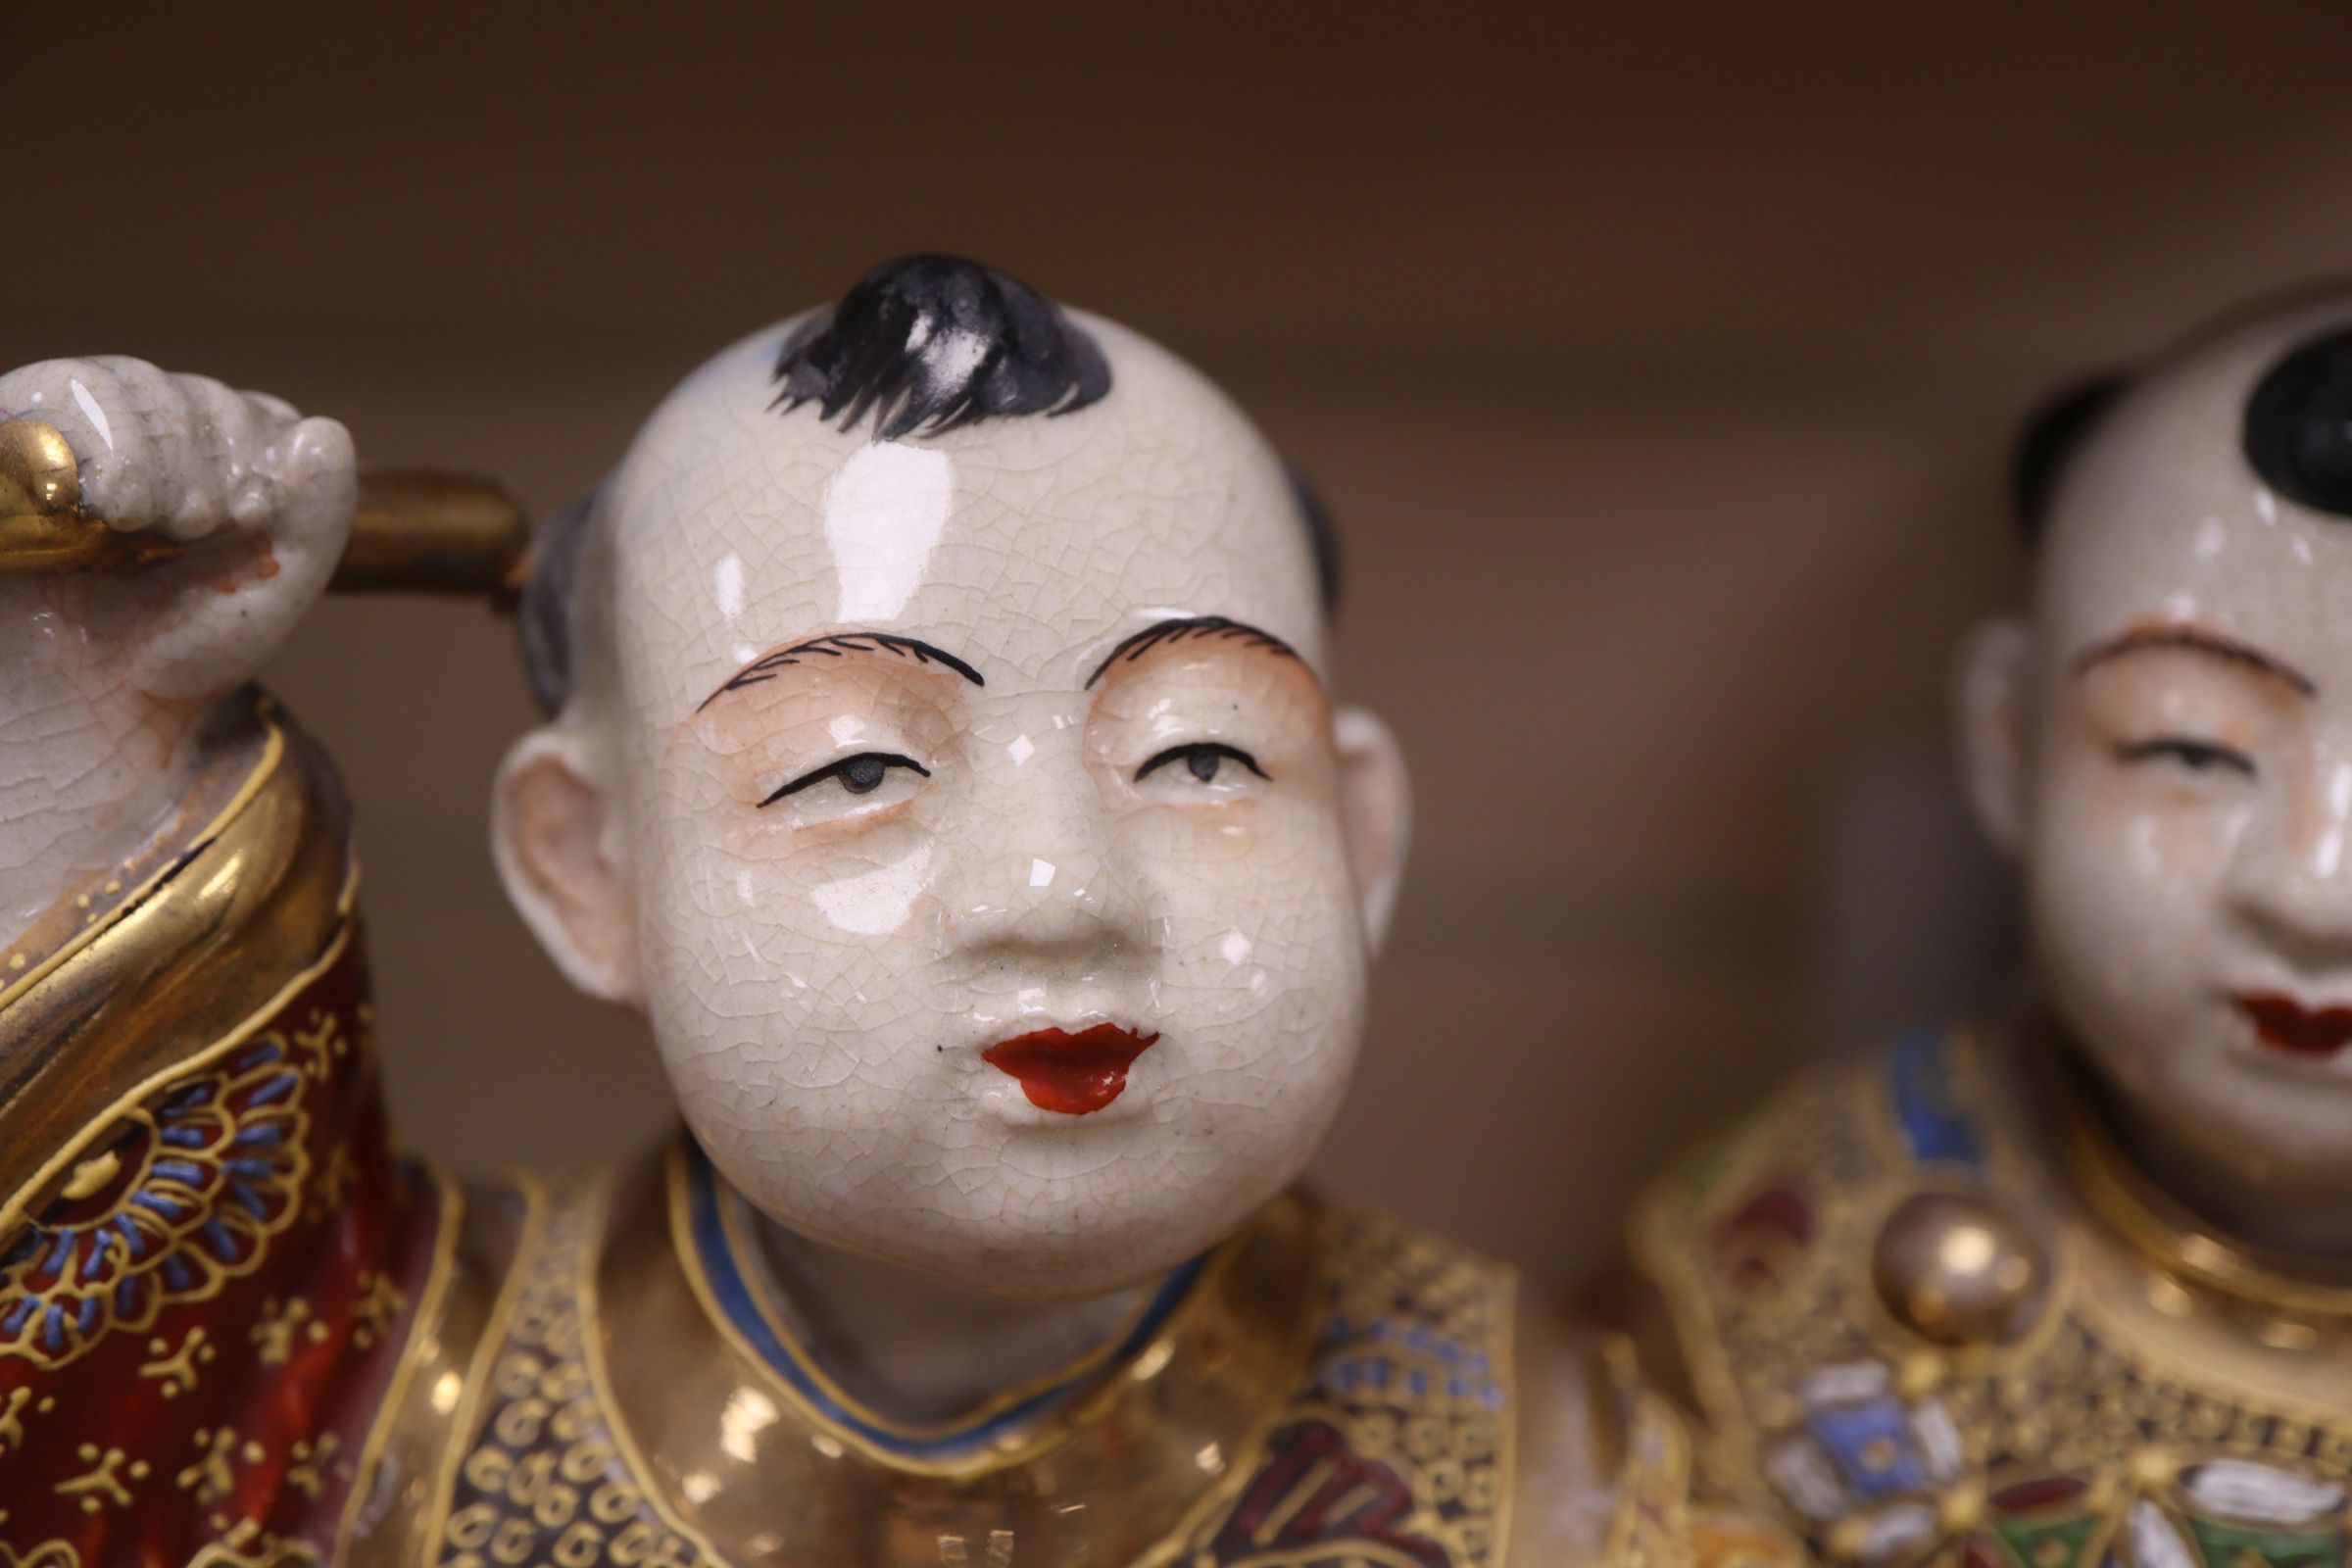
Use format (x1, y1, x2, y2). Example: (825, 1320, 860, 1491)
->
(2094, 1085, 2352, 1256)
(2033, 1021, 2352, 1259)
(736, 1198, 1152, 1426)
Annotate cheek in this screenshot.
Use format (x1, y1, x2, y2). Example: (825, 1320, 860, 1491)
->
(2035, 740, 2236, 907)
(632, 784, 949, 1056)
(2027, 745, 2232, 1041)
(1133, 801, 1366, 1061)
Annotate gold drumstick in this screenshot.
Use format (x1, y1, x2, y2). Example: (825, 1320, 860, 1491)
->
(0, 417, 530, 604)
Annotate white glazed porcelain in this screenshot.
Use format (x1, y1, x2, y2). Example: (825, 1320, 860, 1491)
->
(1961, 290, 2352, 1252)
(0, 358, 352, 959)
(493, 306, 1413, 1310)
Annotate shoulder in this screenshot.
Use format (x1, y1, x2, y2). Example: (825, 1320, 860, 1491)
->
(1504, 1303, 1622, 1562)
(1627, 1024, 2000, 1312)
(1295, 1200, 1626, 1565)
(385, 1169, 712, 1568)
(1617, 1025, 2043, 1556)
(1301, 1200, 1808, 1568)
(1509, 1307, 1812, 1568)
(1279, 1200, 1521, 1563)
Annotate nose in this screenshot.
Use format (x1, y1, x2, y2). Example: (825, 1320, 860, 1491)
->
(2227, 751, 2352, 963)
(941, 758, 1156, 974)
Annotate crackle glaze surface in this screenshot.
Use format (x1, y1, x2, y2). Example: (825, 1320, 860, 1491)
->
(1958, 291, 2352, 1252)
(0, 358, 352, 964)
(1633, 289, 2352, 1568)
(0, 266, 1805, 1565)
(495, 309, 1406, 1298)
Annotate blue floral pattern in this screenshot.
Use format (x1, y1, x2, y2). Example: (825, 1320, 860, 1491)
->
(0, 1034, 311, 1368)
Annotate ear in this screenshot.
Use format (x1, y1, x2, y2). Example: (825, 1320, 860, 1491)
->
(1332, 707, 1412, 953)
(1956, 615, 2033, 857)
(492, 724, 643, 1006)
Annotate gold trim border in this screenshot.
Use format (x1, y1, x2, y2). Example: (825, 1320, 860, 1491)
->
(1490, 1261, 1519, 1568)
(1126, 1196, 1332, 1568)
(413, 1173, 547, 1556)
(667, 1136, 1261, 1480)
(2058, 1075, 2352, 1317)
(337, 1166, 466, 1550)
(0, 910, 356, 1244)
(704, 1144, 1225, 1449)
(576, 1166, 731, 1563)
(0, 722, 286, 1017)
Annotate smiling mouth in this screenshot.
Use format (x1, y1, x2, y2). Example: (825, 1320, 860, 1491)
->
(981, 1024, 1161, 1115)
(2233, 993, 2352, 1060)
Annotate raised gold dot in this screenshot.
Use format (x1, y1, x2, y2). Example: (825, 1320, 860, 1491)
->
(2254, 1317, 2319, 1351)
(1896, 1350, 1945, 1398)
(1872, 1190, 2050, 1346)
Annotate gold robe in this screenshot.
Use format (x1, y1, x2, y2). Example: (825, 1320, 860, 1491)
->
(419, 1139, 1800, 1568)
(1631, 1025, 2352, 1568)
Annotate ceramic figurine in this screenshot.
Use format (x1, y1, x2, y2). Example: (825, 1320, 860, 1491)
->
(1627, 292, 2352, 1568)
(0, 259, 1795, 1566)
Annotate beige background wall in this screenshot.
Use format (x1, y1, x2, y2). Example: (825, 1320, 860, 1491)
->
(13, 3, 2352, 1293)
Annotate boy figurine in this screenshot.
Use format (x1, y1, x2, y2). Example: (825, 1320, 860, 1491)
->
(1629, 292, 2352, 1568)
(0, 258, 1789, 1565)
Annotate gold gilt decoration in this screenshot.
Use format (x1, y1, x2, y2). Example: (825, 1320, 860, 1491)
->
(436, 1182, 710, 1568)
(0, 1541, 79, 1568)
(0, 702, 485, 1567)
(136, 1327, 216, 1397)
(53, 1446, 147, 1514)
(1635, 1025, 2352, 1568)
(246, 1298, 327, 1367)
(0, 1016, 318, 1369)
(184, 1518, 324, 1568)
(0, 706, 352, 1249)
(1207, 1201, 1518, 1567)
(425, 1142, 1541, 1568)
(0, 1387, 31, 1453)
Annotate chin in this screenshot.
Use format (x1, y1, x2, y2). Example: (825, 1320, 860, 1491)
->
(966, 1234, 1213, 1300)
(2083, 1024, 2347, 1174)
(842, 1202, 1247, 1300)
(972, 1171, 1284, 1294)
(2199, 1060, 2352, 1164)
(715, 1144, 1289, 1299)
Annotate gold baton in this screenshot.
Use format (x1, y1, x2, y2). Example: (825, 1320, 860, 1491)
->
(0, 416, 529, 604)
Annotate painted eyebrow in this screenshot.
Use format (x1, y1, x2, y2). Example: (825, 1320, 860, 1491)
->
(2071, 625, 2317, 699)
(698, 631, 985, 712)
(1083, 616, 1304, 689)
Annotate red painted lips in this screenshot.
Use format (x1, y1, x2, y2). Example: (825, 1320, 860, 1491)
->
(981, 1024, 1160, 1114)
(2235, 993, 2352, 1060)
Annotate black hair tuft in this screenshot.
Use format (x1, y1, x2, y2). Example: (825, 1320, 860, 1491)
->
(2243, 326, 2352, 519)
(771, 255, 1111, 441)
(1284, 463, 1343, 614)
(517, 485, 599, 717)
(2012, 375, 2128, 543)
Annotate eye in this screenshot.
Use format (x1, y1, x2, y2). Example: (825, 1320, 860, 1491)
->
(760, 752, 930, 807)
(2111, 736, 2256, 778)
(1134, 742, 1270, 786)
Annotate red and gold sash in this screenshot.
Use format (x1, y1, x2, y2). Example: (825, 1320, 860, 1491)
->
(0, 702, 509, 1568)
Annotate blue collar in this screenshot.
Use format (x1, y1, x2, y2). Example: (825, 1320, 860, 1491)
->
(681, 1140, 1208, 1464)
